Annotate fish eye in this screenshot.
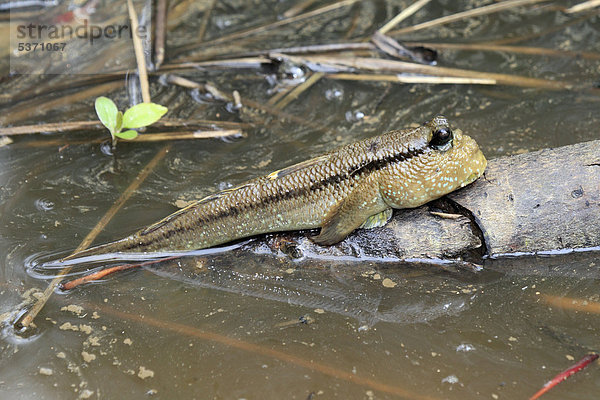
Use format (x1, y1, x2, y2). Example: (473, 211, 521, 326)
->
(429, 127, 453, 150)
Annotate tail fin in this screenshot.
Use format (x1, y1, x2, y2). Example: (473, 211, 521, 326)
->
(61, 238, 132, 262)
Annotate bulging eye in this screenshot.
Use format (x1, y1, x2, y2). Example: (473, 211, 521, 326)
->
(429, 127, 453, 150)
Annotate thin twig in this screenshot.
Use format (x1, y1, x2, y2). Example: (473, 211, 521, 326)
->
(0, 119, 246, 136)
(169, 43, 375, 66)
(344, 6, 361, 38)
(0, 81, 124, 126)
(157, 118, 246, 129)
(96, 304, 439, 400)
(127, 0, 151, 103)
(184, 0, 359, 48)
(154, 0, 167, 68)
(529, 353, 599, 400)
(0, 121, 102, 135)
(378, 0, 432, 34)
(486, 10, 600, 45)
(389, 0, 550, 35)
(198, 0, 215, 41)
(256, 42, 374, 56)
(162, 57, 271, 71)
(565, 0, 600, 13)
(163, 75, 229, 101)
(241, 97, 329, 133)
(274, 72, 324, 109)
(283, 0, 319, 18)
(16, 145, 171, 329)
(12, 131, 241, 148)
(327, 72, 496, 85)
(135, 130, 243, 141)
(403, 41, 600, 61)
(266, 85, 297, 106)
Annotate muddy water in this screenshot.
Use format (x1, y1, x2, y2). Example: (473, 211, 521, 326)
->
(1, 0, 600, 399)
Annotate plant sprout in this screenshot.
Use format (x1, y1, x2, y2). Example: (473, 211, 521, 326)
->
(94, 97, 168, 148)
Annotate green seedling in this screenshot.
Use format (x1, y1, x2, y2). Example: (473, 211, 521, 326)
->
(94, 97, 168, 148)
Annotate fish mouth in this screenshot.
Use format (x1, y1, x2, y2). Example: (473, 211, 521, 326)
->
(460, 171, 481, 187)
(460, 149, 487, 188)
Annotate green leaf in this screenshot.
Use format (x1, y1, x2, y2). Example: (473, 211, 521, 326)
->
(115, 130, 138, 140)
(115, 111, 123, 133)
(95, 97, 119, 134)
(122, 103, 168, 129)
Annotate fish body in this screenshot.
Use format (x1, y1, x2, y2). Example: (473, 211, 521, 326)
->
(63, 116, 486, 260)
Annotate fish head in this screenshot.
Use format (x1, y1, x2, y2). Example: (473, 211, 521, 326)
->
(382, 115, 487, 208)
(420, 115, 487, 194)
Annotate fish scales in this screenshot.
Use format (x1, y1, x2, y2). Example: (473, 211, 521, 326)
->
(62, 116, 486, 260)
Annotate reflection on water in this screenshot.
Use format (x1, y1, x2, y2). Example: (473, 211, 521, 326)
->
(2, 0, 600, 398)
(150, 254, 478, 327)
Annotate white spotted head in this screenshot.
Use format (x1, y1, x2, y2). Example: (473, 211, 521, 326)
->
(380, 116, 487, 208)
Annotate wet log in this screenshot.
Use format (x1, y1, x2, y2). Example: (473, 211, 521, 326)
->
(251, 140, 600, 261)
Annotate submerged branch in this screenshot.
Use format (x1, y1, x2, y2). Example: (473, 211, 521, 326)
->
(16, 146, 171, 329)
(96, 304, 439, 400)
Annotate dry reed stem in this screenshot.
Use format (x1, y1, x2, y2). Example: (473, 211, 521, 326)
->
(566, 0, 600, 13)
(300, 55, 573, 89)
(266, 85, 297, 106)
(154, 0, 167, 68)
(97, 304, 440, 400)
(241, 97, 329, 132)
(477, 10, 600, 45)
(1, 121, 102, 135)
(404, 41, 600, 60)
(328, 73, 496, 85)
(157, 119, 246, 129)
(378, 0, 433, 34)
(196, 0, 359, 47)
(16, 145, 171, 329)
(162, 57, 270, 71)
(0, 119, 246, 136)
(0, 81, 124, 126)
(283, 0, 319, 18)
(135, 130, 243, 141)
(3, 73, 122, 105)
(198, 0, 215, 41)
(389, 0, 549, 35)
(127, 0, 151, 103)
(274, 72, 324, 109)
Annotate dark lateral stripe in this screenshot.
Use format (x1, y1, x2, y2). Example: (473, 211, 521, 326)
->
(138, 146, 426, 245)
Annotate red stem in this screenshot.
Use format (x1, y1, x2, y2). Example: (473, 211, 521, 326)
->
(529, 353, 599, 400)
(60, 256, 181, 290)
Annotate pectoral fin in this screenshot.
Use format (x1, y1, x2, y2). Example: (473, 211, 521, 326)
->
(313, 180, 384, 246)
(359, 208, 393, 229)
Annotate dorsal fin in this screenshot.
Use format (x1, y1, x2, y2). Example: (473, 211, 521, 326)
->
(267, 155, 329, 181)
(140, 183, 253, 236)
